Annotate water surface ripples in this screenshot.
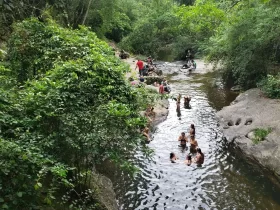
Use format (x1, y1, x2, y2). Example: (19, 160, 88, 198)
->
(109, 62, 280, 210)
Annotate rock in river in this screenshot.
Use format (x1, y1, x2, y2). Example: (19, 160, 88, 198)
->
(217, 88, 280, 181)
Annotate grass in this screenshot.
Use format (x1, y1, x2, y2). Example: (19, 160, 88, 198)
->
(252, 128, 272, 144)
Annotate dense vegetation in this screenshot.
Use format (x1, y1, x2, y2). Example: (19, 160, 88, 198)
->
(1, 0, 280, 92)
(1, 0, 280, 209)
(0, 18, 156, 209)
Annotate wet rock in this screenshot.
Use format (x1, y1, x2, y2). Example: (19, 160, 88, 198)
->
(152, 99, 169, 127)
(230, 85, 241, 92)
(145, 85, 159, 93)
(144, 76, 165, 85)
(246, 131, 255, 140)
(217, 88, 280, 181)
(89, 172, 118, 210)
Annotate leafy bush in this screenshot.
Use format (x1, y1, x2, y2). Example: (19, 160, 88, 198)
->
(252, 128, 272, 144)
(0, 19, 154, 209)
(206, 1, 280, 89)
(7, 18, 116, 83)
(258, 74, 280, 98)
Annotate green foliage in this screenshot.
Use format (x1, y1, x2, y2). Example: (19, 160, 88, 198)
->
(258, 74, 280, 98)
(0, 19, 154, 209)
(206, 0, 280, 89)
(252, 128, 272, 144)
(7, 18, 116, 82)
(120, 12, 182, 59)
(120, 1, 225, 60)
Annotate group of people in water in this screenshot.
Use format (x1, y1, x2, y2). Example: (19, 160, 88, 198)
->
(170, 123, 204, 166)
(171, 92, 204, 166)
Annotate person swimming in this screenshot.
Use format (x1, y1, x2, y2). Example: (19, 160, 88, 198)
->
(185, 153, 192, 166)
(170, 152, 178, 163)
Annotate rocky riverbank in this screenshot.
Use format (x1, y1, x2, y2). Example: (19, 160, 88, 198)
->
(217, 88, 280, 180)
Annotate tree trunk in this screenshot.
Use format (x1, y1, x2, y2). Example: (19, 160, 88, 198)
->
(82, 0, 93, 25)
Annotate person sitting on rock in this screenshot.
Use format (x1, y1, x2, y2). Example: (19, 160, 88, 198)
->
(162, 79, 171, 93)
(142, 127, 150, 142)
(142, 64, 149, 76)
(148, 107, 156, 119)
(147, 56, 153, 65)
(178, 132, 188, 148)
(186, 62, 195, 72)
(145, 106, 155, 119)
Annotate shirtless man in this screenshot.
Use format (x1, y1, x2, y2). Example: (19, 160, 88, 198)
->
(178, 132, 188, 147)
(194, 148, 204, 165)
(190, 136, 198, 153)
(184, 96, 191, 108)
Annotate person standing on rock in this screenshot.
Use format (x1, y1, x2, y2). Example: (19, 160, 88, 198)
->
(135, 59, 144, 76)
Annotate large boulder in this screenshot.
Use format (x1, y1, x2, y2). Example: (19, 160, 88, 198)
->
(89, 172, 118, 210)
(217, 88, 280, 180)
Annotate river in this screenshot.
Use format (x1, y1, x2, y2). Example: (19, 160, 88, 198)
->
(100, 61, 280, 210)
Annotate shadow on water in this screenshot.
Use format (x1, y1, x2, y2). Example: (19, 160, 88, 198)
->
(98, 61, 280, 210)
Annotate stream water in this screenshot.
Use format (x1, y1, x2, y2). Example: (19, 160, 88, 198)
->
(101, 61, 280, 210)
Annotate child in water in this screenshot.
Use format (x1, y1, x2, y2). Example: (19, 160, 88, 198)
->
(185, 153, 192, 166)
(170, 152, 178, 163)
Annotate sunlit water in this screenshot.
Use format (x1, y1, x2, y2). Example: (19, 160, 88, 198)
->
(100, 61, 280, 210)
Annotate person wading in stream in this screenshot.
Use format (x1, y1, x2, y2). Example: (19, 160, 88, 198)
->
(178, 132, 188, 148)
(189, 124, 195, 137)
(190, 136, 198, 153)
(184, 96, 191, 108)
(194, 148, 204, 166)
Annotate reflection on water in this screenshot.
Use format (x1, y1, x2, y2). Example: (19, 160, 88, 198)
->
(100, 61, 280, 210)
